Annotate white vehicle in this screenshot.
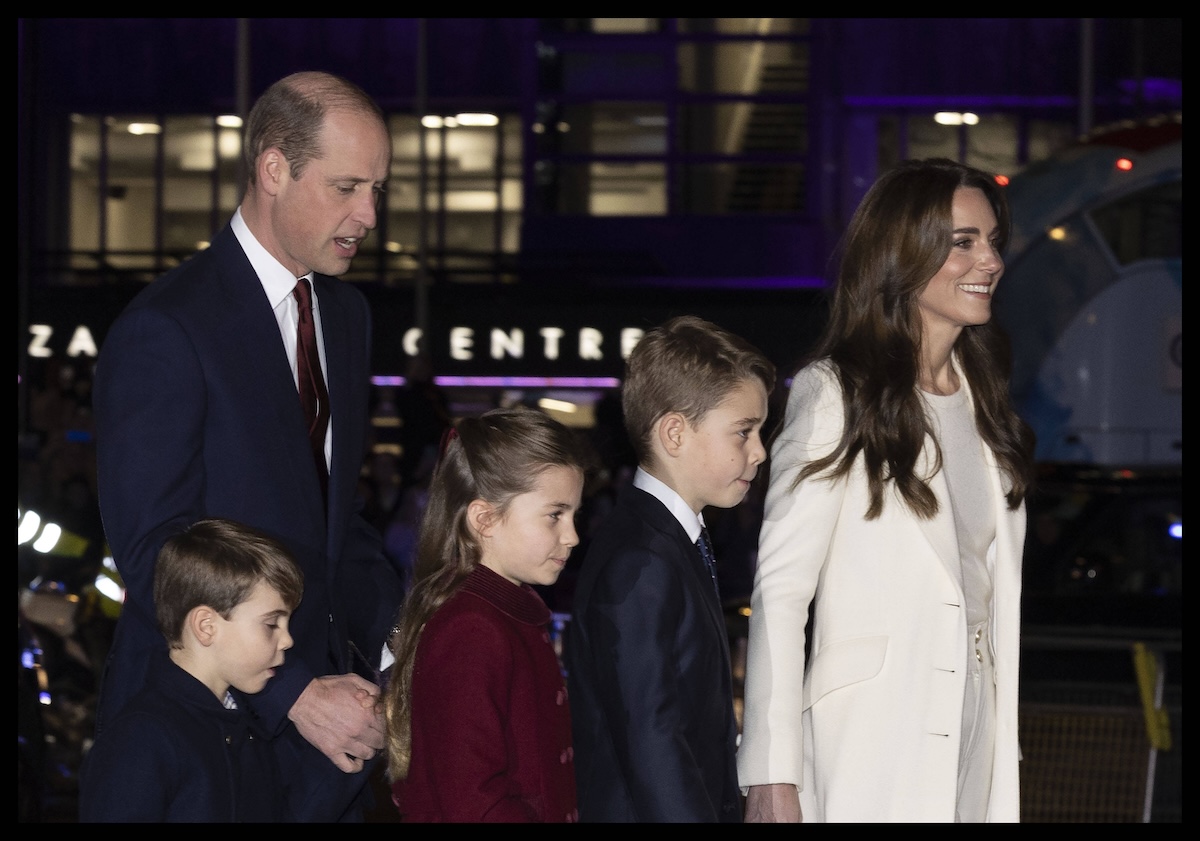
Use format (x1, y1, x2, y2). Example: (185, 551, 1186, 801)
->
(994, 116, 1182, 467)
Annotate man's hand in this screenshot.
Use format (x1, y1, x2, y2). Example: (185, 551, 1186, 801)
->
(745, 783, 803, 823)
(288, 674, 385, 773)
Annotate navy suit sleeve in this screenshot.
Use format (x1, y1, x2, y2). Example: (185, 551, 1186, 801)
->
(95, 306, 206, 617)
(326, 285, 403, 674)
(581, 543, 721, 821)
(340, 505, 400, 671)
(93, 306, 213, 722)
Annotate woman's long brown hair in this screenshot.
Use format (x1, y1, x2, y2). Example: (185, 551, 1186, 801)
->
(792, 158, 1035, 519)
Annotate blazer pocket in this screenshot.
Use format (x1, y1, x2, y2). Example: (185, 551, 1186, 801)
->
(802, 635, 888, 710)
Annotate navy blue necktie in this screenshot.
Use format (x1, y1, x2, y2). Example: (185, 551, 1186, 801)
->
(697, 526, 720, 599)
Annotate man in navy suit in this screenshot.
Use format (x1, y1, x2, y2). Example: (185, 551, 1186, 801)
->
(92, 71, 402, 821)
(565, 316, 775, 822)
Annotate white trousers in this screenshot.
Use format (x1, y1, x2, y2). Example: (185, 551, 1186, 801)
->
(956, 620, 996, 822)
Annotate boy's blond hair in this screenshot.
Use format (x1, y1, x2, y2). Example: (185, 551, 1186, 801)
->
(621, 315, 775, 466)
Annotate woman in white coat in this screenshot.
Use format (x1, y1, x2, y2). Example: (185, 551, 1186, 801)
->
(737, 158, 1036, 822)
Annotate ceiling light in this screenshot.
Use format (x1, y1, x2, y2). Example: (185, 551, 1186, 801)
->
(455, 112, 499, 126)
(538, 397, 578, 413)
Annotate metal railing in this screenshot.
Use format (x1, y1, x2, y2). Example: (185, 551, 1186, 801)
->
(1019, 628, 1181, 822)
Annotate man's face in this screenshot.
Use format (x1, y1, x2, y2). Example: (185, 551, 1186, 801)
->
(270, 108, 390, 278)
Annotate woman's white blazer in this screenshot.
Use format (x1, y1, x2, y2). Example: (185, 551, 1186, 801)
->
(736, 360, 1025, 822)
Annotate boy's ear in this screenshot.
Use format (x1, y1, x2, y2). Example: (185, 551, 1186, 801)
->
(657, 412, 687, 458)
(467, 498, 496, 538)
(187, 605, 219, 648)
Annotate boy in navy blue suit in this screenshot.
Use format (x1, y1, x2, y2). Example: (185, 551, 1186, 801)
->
(566, 315, 775, 822)
(80, 518, 305, 821)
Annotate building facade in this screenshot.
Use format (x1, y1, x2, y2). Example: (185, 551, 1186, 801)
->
(18, 18, 1183, 420)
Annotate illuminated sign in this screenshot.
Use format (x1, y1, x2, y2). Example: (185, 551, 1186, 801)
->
(24, 322, 646, 372)
(26, 324, 99, 359)
(22, 284, 826, 379)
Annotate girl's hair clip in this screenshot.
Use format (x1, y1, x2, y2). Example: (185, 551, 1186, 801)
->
(438, 425, 459, 461)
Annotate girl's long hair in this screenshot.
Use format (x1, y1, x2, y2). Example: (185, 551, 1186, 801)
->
(794, 157, 1035, 519)
(382, 405, 591, 781)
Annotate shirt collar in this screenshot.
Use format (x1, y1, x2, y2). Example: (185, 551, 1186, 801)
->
(231, 207, 312, 308)
(632, 466, 705, 543)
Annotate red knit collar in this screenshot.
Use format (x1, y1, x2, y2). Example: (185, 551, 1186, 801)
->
(461, 564, 552, 625)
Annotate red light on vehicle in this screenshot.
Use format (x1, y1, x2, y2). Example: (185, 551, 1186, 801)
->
(993, 173, 1010, 186)
(1115, 157, 1134, 171)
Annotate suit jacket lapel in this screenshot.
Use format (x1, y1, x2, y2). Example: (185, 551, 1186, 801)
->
(913, 370, 1014, 600)
(628, 488, 729, 638)
(211, 227, 331, 532)
(312, 274, 351, 561)
(914, 369, 971, 597)
(914, 452, 964, 598)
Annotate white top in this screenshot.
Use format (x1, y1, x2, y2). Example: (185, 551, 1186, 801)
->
(633, 467, 706, 544)
(921, 386, 995, 628)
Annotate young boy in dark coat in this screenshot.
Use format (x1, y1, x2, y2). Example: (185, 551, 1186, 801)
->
(565, 315, 775, 822)
(80, 518, 306, 821)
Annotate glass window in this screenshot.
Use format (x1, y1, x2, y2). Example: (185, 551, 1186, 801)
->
(560, 50, 672, 97)
(103, 116, 162, 272)
(678, 101, 807, 157)
(965, 114, 1018, 174)
(1090, 181, 1182, 265)
(590, 162, 667, 215)
(681, 162, 805, 215)
(216, 119, 242, 225)
(385, 112, 523, 284)
(535, 102, 667, 167)
(677, 18, 810, 37)
(590, 18, 661, 34)
(1027, 119, 1078, 163)
(70, 113, 239, 278)
(906, 116, 959, 161)
(68, 115, 102, 259)
(531, 19, 813, 219)
(677, 40, 808, 95)
(162, 116, 225, 254)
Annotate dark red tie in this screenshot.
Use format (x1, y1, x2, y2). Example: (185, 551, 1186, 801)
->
(294, 278, 330, 501)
